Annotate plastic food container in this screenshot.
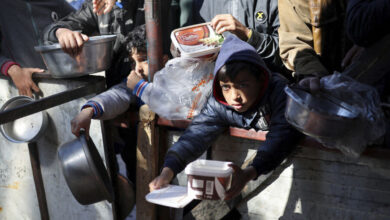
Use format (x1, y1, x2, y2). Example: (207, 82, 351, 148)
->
(185, 159, 232, 200)
(171, 23, 224, 58)
(145, 160, 233, 208)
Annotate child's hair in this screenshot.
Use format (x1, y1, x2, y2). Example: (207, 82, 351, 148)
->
(217, 61, 265, 82)
(126, 24, 146, 53)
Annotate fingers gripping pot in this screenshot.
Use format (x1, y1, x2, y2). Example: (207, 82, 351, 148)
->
(0, 96, 48, 143)
(185, 160, 233, 200)
(58, 132, 113, 205)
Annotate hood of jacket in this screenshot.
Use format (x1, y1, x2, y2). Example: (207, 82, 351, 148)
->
(212, 35, 271, 106)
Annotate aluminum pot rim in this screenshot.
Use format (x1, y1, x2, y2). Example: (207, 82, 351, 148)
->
(34, 34, 117, 52)
(58, 133, 113, 205)
(0, 96, 48, 143)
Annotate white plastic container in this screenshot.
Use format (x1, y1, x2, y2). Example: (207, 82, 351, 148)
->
(170, 23, 224, 58)
(185, 159, 232, 200)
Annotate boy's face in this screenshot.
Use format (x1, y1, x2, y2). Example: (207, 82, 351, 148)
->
(219, 70, 262, 113)
(131, 48, 149, 80)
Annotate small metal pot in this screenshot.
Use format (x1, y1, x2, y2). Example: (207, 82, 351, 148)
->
(35, 35, 116, 78)
(58, 133, 113, 205)
(284, 86, 360, 139)
(0, 96, 48, 143)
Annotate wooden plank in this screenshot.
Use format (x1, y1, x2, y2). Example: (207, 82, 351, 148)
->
(136, 105, 159, 220)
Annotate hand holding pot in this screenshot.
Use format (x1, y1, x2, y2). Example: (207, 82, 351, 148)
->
(56, 28, 89, 57)
(71, 107, 94, 139)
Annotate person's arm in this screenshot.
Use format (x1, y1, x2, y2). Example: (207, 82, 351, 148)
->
(246, 1, 281, 71)
(346, 0, 390, 47)
(278, 0, 328, 77)
(164, 98, 228, 175)
(43, 0, 99, 43)
(250, 80, 302, 177)
(88, 81, 136, 120)
(0, 29, 42, 96)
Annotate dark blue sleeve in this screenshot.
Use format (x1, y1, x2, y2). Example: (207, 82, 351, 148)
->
(163, 98, 228, 175)
(346, 0, 390, 46)
(250, 80, 302, 177)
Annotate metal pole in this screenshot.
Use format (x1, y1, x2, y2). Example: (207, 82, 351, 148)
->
(145, 0, 163, 81)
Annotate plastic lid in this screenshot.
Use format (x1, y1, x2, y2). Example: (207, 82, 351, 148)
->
(170, 23, 224, 58)
(185, 159, 233, 177)
(145, 185, 193, 208)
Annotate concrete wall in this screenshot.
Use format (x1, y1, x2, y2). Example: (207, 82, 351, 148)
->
(0, 78, 112, 220)
(165, 130, 390, 220)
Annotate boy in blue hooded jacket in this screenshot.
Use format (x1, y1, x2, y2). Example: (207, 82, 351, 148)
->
(149, 35, 301, 200)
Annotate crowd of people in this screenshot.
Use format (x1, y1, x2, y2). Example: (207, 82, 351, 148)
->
(1, 0, 389, 206)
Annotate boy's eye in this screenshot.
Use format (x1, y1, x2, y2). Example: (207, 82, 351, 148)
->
(221, 85, 230, 91)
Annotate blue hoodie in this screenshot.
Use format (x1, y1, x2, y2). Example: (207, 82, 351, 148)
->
(163, 35, 301, 177)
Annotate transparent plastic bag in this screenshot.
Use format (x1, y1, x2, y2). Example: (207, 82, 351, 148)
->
(316, 72, 386, 157)
(141, 57, 215, 120)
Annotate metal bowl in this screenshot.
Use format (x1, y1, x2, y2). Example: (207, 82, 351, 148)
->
(284, 86, 360, 139)
(0, 96, 48, 143)
(35, 35, 117, 78)
(58, 133, 113, 205)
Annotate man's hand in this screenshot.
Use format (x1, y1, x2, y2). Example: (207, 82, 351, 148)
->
(211, 14, 251, 41)
(55, 28, 89, 57)
(341, 44, 364, 69)
(126, 70, 144, 90)
(149, 167, 174, 192)
(93, 0, 116, 15)
(298, 76, 321, 93)
(8, 65, 42, 97)
(224, 164, 257, 200)
(70, 107, 94, 139)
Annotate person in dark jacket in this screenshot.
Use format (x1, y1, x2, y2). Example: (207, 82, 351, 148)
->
(44, 0, 145, 87)
(149, 35, 301, 200)
(0, 0, 74, 97)
(346, 0, 390, 47)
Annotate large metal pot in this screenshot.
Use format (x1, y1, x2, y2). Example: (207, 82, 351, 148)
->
(58, 132, 113, 205)
(0, 96, 48, 143)
(284, 86, 360, 139)
(34, 35, 116, 78)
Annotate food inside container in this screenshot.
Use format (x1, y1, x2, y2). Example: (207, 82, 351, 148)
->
(171, 23, 224, 58)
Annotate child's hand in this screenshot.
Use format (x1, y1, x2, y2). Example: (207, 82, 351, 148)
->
(92, 0, 115, 15)
(126, 70, 144, 90)
(149, 167, 174, 192)
(224, 164, 257, 200)
(56, 28, 89, 57)
(70, 107, 94, 139)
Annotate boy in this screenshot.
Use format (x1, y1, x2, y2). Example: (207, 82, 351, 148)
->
(149, 35, 301, 200)
(71, 24, 168, 138)
(71, 25, 168, 183)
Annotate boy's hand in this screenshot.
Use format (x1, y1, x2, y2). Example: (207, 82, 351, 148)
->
(149, 167, 174, 192)
(211, 14, 251, 41)
(224, 164, 257, 200)
(8, 65, 42, 97)
(70, 107, 94, 139)
(93, 0, 116, 15)
(56, 28, 89, 57)
(126, 70, 144, 90)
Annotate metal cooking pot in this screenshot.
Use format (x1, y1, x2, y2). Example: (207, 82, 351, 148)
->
(284, 86, 360, 139)
(58, 132, 113, 205)
(34, 35, 117, 78)
(0, 96, 48, 143)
